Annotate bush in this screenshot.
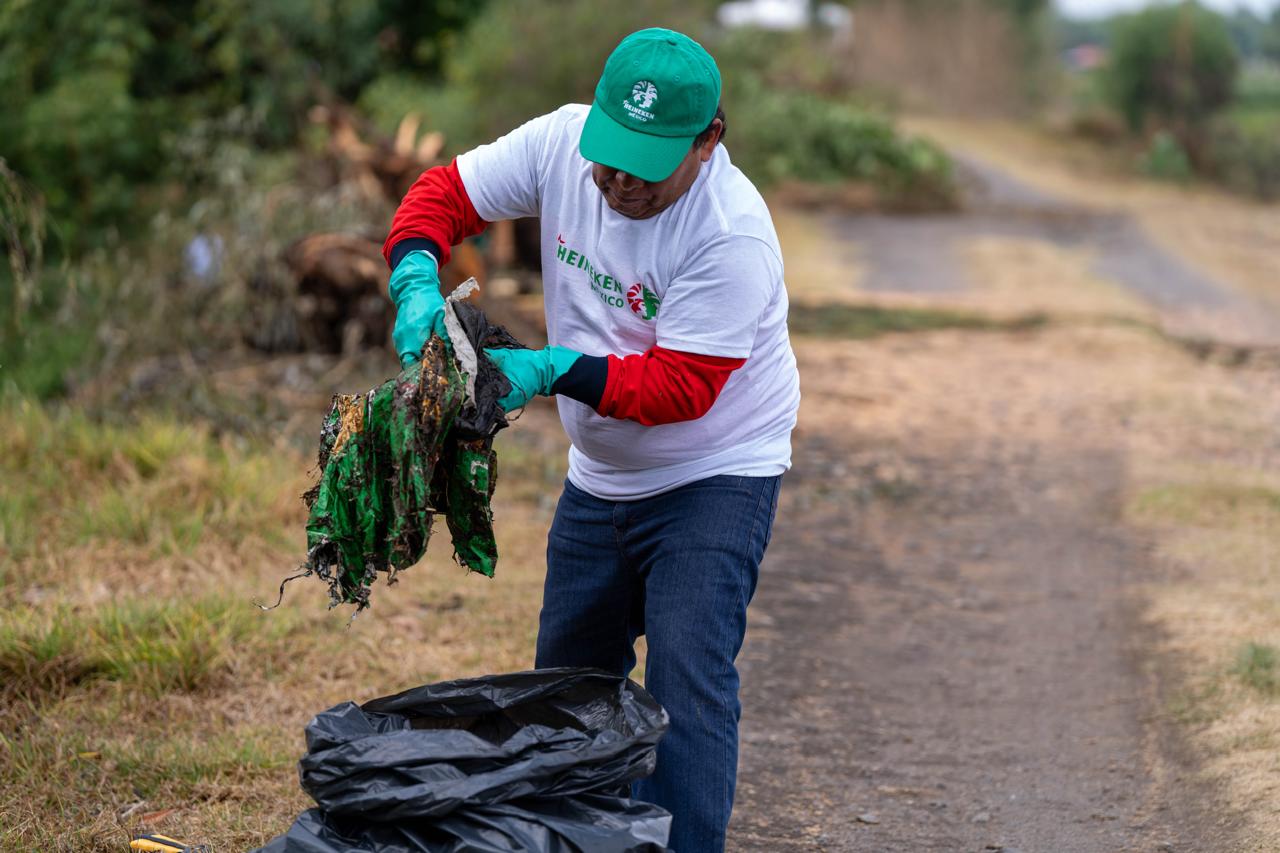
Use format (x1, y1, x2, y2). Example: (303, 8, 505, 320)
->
(1103, 2, 1240, 162)
(1210, 118, 1280, 200)
(431, 3, 953, 204)
(438, 0, 715, 147)
(1139, 130, 1193, 182)
(725, 74, 955, 205)
(0, 0, 486, 250)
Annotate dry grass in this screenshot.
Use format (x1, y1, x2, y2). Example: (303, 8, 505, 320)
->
(0, 389, 569, 850)
(770, 206, 867, 307)
(956, 236, 1152, 321)
(1121, 369, 1280, 845)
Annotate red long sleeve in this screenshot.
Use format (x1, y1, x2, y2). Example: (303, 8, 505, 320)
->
(382, 159, 488, 267)
(596, 346, 745, 426)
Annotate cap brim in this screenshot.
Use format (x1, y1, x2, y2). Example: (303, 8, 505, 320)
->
(579, 101, 694, 183)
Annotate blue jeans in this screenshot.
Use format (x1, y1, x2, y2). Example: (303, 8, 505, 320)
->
(536, 474, 783, 853)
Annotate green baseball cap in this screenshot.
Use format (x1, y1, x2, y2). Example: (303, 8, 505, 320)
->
(579, 28, 722, 183)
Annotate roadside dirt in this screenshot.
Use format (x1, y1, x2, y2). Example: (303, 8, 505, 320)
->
(731, 330, 1223, 852)
(728, 145, 1277, 850)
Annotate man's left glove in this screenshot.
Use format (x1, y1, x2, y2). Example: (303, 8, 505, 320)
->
(485, 346, 583, 411)
(390, 251, 448, 367)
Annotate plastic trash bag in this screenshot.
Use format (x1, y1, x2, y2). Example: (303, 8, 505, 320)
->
(255, 669, 672, 853)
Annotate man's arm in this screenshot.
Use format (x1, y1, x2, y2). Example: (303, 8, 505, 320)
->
(489, 345, 744, 425)
(383, 159, 488, 270)
(382, 112, 558, 366)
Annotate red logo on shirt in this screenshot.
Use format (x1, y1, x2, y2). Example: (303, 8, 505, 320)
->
(626, 283, 660, 320)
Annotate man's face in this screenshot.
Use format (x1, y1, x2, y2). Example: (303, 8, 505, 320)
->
(590, 120, 724, 220)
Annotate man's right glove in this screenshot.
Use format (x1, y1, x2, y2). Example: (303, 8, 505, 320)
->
(389, 250, 448, 367)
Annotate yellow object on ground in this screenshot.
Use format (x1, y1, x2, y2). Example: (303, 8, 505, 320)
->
(129, 834, 209, 853)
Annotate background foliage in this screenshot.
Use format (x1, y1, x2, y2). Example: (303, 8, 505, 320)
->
(1102, 1, 1239, 162)
(0, 0, 485, 249)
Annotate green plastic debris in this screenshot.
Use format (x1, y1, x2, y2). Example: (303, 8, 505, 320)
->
(292, 333, 501, 613)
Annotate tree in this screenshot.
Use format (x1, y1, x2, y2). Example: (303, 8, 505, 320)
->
(1103, 1, 1239, 165)
(1263, 7, 1280, 62)
(0, 0, 486, 251)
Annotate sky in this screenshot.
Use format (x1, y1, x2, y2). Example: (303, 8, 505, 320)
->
(1057, 0, 1277, 16)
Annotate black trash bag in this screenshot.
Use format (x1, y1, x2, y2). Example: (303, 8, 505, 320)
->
(255, 668, 672, 853)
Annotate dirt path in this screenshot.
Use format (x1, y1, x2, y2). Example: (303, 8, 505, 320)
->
(731, 356, 1207, 851)
(827, 154, 1280, 348)
(725, 152, 1264, 851)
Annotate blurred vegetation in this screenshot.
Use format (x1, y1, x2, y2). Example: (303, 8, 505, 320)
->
(1234, 642, 1280, 695)
(0, 131, 388, 399)
(357, 0, 954, 202)
(1102, 2, 1238, 165)
(0, 0, 971, 404)
(1056, 2, 1280, 200)
(1213, 63, 1280, 199)
(0, 0, 485, 249)
(1055, 1, 1280, 200)
(787, 302, 1046, 339)
(1139, 129, 1194, 182)
(714, 28, 955, 205)
(0, 0, 959, 258)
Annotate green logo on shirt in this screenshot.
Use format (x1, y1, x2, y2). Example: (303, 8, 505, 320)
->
(556, 235, 660, 321)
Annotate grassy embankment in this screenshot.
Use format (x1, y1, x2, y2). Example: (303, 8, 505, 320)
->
(0, 393, 566, 850)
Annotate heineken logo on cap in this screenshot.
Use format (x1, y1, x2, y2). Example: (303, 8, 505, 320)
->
(623, 80, 658, 122)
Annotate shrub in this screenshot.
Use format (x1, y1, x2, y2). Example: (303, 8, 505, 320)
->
(725, 75, 955, 205)
(1103, 2, 1240, 163)
(0, 0, 486, 249)
(1139, 130, 1193, 182)
(439, 0, 714, 146)
(1210, 119, 1280, 200)
(432, 3, 954, 204)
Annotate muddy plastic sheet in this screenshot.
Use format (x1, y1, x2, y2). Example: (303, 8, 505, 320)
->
(281, 298, 518, 613)
(254, 669, 672, 853)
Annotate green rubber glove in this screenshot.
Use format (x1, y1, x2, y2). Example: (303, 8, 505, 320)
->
(485, 346, 583, 412)
(389, 251, 448, 367)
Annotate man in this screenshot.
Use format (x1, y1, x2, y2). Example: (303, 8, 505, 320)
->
(382, 27, 799, 851)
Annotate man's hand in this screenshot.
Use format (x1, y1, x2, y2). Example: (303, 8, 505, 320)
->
(484, 346, 584, 411)
(389, 251, 448, 367)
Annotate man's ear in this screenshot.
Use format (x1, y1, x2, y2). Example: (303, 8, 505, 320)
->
(697, 119, 723, 162)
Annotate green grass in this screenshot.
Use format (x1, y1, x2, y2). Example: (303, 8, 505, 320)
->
(1130, 481, 1280, 528)
(0, 264, 104, 400)
(0, 395, 301, 561)
(787, 303, 1048, 340)
(110, 728, 296, 793)
(1233, 64, 1280, 118)
(1166, 680, 1225, 726)
(0, 597, 297, 699)
(1233, 642, 1280, 696)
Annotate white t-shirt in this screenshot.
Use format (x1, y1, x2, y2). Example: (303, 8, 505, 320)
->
(457, 104, 800, 501)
